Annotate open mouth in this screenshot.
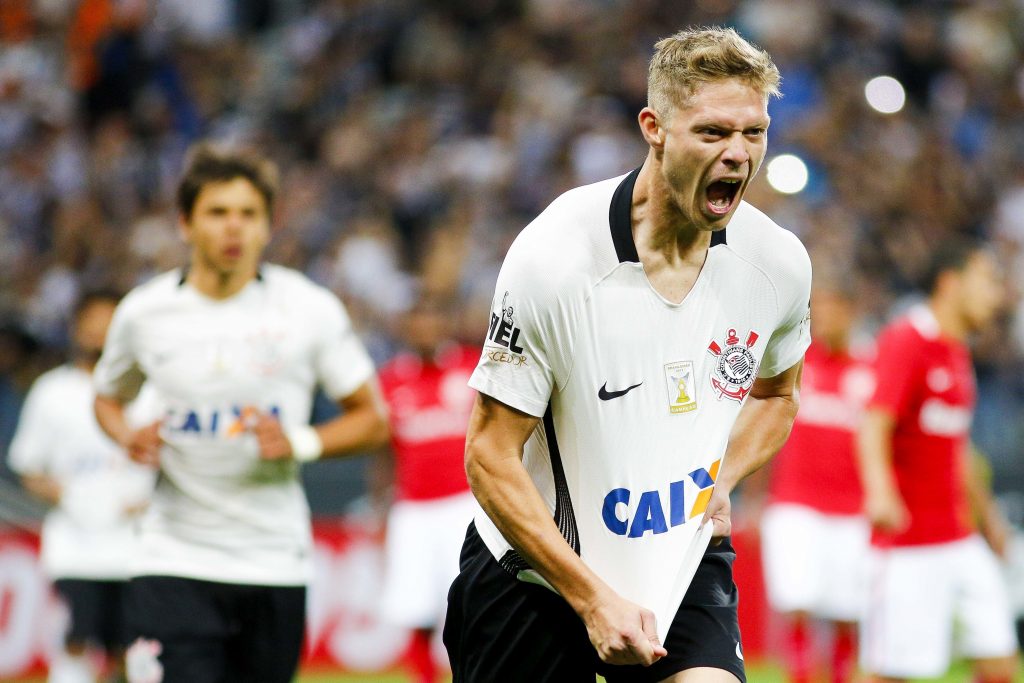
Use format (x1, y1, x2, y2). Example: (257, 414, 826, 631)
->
(705, 178, 742, 216)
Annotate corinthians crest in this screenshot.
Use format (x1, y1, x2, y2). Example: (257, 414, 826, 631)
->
(707, 328, 760, 402)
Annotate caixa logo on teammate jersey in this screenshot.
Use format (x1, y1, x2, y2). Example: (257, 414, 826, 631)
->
(602, 459, 720, 538)
(707, 328, 759, 402)
(165, 404, 282, 436)
(485, 291, 528, 367)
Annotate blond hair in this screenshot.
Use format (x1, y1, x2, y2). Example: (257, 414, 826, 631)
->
(648, 26, 781, 116)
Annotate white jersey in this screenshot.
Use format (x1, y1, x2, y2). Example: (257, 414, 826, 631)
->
(8, 366, 155, 580)
(93, 264, 375, 586)
(469, 169, 811, 641)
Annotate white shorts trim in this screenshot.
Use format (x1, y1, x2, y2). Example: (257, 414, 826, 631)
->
(860, 534, 1018, 679)
(378, 492, 476, 629)
(760, 503, 869, 621)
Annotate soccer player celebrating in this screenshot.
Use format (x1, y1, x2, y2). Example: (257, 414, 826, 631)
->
(93, 143, 389, 683)
(377, 295, 478, 683)
(760, 267, 874, 683)
(858, 240, 1018, 683)
(9, 291, 154, 683)
(444, 27, 811, 683)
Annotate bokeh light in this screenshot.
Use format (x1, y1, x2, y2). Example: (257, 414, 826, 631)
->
(766, 154, 809, 194)
(864, 76, 906, 114)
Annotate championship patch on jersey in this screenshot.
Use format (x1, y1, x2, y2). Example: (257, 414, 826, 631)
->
(484, 291, 529, 367)
(664, 360, 698, 414)
(707, 328, 759, 402)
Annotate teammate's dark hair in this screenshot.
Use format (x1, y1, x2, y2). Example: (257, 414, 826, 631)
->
(73, 288, 123, 321)
(177, 142, 279, 219)
(922, 238, 985, 295)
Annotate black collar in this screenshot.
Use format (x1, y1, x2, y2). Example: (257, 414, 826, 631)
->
(177, 266, 264, 287)
(608, 167, 727, 264)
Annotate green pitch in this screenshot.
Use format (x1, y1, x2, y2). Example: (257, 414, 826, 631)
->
(4, 660, 988, 682)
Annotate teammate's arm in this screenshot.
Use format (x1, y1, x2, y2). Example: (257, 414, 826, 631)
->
(703, 359, 803, 538)
(19, 474, 61, 506)
(94, 394, 162, 466)
(253, 380, 390, 460)
(856, 408, 909, 533)
(466, 392, 667, 667)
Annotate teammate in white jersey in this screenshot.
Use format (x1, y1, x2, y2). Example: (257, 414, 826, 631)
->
(92, 144, 389, 683)
(10, 291, 155, 683)
(444, 27, 811, 683)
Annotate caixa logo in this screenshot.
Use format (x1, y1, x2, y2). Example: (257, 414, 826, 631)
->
(602, 459, 720, 538)
(165, 404, 282, 436)
(487, 291, 525, 354)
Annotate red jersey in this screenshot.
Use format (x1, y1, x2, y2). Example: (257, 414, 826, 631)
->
(769, 340, 875, 514)
(868, 307, 975, 547)
(379, 344, 477, 501)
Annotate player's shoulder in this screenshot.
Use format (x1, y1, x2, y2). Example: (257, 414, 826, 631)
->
(118, 269, 185, 312)
(261, 263, 344, 311)
(723, 202, 811, 286)
(27, 364, 82, 399)
(503, 174, 625, 291)
(879, 306, 937, 347)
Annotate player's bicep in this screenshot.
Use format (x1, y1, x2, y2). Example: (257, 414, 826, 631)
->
(465, 392, 541, 475)
(749, 358, 802, 401)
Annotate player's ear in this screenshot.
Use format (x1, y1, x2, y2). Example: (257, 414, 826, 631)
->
(177, 213, 193, 244)
(639, 107, 666, 148)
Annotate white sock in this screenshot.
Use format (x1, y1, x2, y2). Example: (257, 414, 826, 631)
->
(48, 650, 95, 683)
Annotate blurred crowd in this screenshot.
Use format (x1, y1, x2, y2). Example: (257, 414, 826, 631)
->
(3, 0, 1024, 504)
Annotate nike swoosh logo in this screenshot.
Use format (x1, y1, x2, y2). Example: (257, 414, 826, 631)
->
(598, 382, 643, 401)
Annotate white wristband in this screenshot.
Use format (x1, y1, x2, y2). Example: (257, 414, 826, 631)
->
(285, 425, 323, 463)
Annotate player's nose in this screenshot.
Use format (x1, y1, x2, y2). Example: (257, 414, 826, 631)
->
(720, 135, 750, 167)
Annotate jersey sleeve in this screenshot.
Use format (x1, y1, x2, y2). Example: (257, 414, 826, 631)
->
(8, 376, 56, 475)
(868, 325, 920, 419)
(468, 237, 577, 417)
(93, 295, 145, 399)
(313, 292, 376, 401)
(758, 235, 812, 378)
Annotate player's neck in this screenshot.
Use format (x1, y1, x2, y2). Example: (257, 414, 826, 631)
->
(187, 260, 259, 300)
(631, 162, 711, 304)
(927, 298, 968, 341)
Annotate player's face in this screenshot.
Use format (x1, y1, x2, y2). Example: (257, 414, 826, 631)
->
(810, 288, 854, 348)
(74, 299, 116, 363)
(405, 304, 450, 356)
(181, 178, 271, 277)
(958, 251, 1003, 332)
(657, 78, 769, 232)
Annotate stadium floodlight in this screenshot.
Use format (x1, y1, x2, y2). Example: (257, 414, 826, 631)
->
(766, 154, 809, 195)
(864, 75, 906, 114)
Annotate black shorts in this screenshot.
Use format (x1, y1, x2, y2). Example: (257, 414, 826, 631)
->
(444, 523, 745, 683)
(125, 575, 306, 683)
(54, 578, 130, 651)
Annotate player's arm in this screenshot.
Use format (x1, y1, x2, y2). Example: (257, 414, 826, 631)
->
(965, 445, 1009, 558)
(94, 394, 163, 466)
(253, 380, 389, 461)
(18, 474, 62, 506)
(856, 408, 908, 533)
(466, 392, 667, 667)
(703, 359, 803, 537)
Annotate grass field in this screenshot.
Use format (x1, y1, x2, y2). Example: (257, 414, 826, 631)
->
(6, 660, 985, 682)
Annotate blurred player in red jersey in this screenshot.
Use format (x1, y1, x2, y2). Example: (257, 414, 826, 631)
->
(377, 295, 478, 683)
(761, 266, 874, 683)
(858, 239, 1018, 683)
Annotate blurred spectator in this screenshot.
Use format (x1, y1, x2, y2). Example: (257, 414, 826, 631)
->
(0, 0, 1023, 544)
